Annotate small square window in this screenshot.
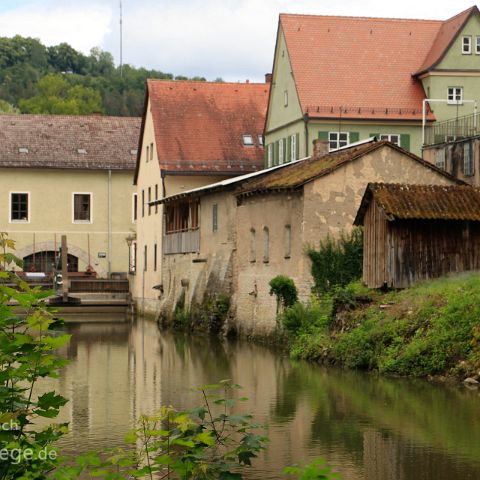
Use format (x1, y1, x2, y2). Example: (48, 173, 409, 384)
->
(328, 132, 349, 151)
(462, 36, 472, 54)
(379, 134, 400, 146)
(447, 87, 463, 105)
(243, 134, 254, 146)
(10, 192, 29, 222)
(73, 193, 91, 223)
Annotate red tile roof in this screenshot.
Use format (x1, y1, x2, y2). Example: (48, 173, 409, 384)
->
(144, 80, 268, 176)
(0, 114, 141, 170)
(280, 8, 478, 121)
(355, 183, 480, 225)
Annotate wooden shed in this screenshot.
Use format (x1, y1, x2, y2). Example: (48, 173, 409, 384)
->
(354, 183, 480, 288)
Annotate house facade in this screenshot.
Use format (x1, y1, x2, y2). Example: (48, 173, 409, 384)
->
(0, 114, 140, 277)
(265, 7, 480, 163)
(132, 80, 268, 316)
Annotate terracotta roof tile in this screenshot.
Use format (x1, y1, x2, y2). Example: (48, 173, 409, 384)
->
(280, 9, 476, 121)
(147, 80, 269, 173)
(0, 114, 141, 170)
(355, 183, 480, 224)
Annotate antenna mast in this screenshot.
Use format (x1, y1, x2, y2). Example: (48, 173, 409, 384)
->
(119, 0, 123, 78)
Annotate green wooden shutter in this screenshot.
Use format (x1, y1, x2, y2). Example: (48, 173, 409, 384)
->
(318, 131, 329, 141)
(264, 144, 269, 168)
(369, 133, 380, 140)
(349, 132, 359, 143)
(400, 134, 410, 151)
(274, 141, 279, 165)
(295, 133, 300, 160)
(282, 138, 287, 164)
(287, 136, 291, 163)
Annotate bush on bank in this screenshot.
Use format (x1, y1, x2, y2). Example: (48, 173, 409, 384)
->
(284, 274, 480, 378)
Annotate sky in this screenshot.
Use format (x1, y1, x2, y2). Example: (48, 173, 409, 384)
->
(0, 0, 478, 82)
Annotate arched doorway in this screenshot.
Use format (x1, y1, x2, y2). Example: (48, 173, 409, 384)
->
(23, 251, 79, 273)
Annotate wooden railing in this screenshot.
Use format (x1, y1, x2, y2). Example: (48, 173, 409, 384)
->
(164, 229, 200, 255)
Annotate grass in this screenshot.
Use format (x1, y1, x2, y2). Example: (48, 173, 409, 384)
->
(285, 273, 480, 378)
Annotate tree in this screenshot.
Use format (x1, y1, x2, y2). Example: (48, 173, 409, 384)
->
(0, 99, 19, 114)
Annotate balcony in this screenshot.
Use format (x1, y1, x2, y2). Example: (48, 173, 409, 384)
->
(424, 112, 480, 146)
(164, 229, 200, 255)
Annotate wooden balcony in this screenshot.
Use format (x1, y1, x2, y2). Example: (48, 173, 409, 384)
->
(164, 229, 200, 255)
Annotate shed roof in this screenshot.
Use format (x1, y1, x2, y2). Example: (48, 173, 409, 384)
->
(279, 7, 478, 121)
(237, 140, 454, 197)
(354, 183, 480, 225)
(0, 114, 141, 170)
(138, 80, 268, 180)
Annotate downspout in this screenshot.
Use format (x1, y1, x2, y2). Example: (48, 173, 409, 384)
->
(108, 169, 112, 277)
(303, 113, 309, 157)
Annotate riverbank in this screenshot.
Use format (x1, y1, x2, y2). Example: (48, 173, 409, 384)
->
(284, 273, 480, 379)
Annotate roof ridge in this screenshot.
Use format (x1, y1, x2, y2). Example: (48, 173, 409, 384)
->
(147, 79, 268, 86)
(280, 12, 443, 23)
(0, 113, 141, 121)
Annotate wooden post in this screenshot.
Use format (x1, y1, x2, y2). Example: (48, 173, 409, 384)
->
(61, 235, 68, 302)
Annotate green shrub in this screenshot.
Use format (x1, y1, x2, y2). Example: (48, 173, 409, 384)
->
(269, 275, 298, 310)
(307, 228, 363, 294)
(282, 298, 331, 335)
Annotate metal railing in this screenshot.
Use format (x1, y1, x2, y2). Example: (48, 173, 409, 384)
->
(424, 112, 480, 146)
(163, 229, 200, 255)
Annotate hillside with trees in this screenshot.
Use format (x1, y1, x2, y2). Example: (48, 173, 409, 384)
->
(0, 35, 210, 116)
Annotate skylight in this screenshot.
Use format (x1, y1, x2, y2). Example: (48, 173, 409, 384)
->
(18, 147, 28, 154)
(77, 148, 87, 154)
(242, 134, 254, 146)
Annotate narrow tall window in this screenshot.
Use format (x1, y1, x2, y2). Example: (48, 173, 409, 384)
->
(155, 184, 159, 214)
(476, 36, 480, 54)
(150, 142, 154, 161)
(212, 204, 218, 232)
(130, 241, 137, 273)
(148, 187, 152, 216)
(435, 149, 446, 170)
(284, 90, 288, 107)
(154, 243, 157, 271)
(462, 35, 472, 54)
(447, 87, 463, 104)
(73, 193, 91, 223)
(10, 192, 29, 222)
(263, 226, 269, 263)
(291, 134, 296, 161)
(142, 189, 145, 217)
(329, 132, 349, 151)
(464, 142, 474, 176)
(250, 228, 256, 262)
(146, 145, 149, 162)
(284, 225, 292, 259)
(133, 193, 138, 222)
(144, 245, 147, 271)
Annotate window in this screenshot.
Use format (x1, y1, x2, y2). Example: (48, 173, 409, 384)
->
(476, 36, 480, 54)
(379, 134, 400, 146)
(150, 142, 154, 161)
(267, 144, 273, 167)
(148, 187, 152, 216)
(435, 149, 446, 170)
(329, 132, 349, 151)
(279, 139, 284, 164)
(243, 134, 254, 146)
(133, 193, 138, 222)
(212, 204, 218, 232)
(142, 190, 145, 217)
(10, 192, 29, 222)
(284, 90, 288, 107)
(73, 193, 91, 223)
(154, 243, 157, 271)
(284, 225, 291, 259)
(155, 184, 159, 214)
(258, 135, 263, 146)
(129, 241, 137, 274)
(464, 142, 474, 176)
(291, 134, 296, 161)
(250, 228, 256, 262)
(144, 245, 147, 271)
(447, 87, 463, 104)
(146, 145, 149, 162)
(263, 226, 269, 263)
(462, 35, 472, 54)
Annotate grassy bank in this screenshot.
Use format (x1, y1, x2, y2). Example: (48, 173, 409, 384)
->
(284, 273, 480, 378)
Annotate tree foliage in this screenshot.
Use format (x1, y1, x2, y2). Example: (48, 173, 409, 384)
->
(0, 35, 209, 117)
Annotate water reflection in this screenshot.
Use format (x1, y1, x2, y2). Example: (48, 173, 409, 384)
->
(43, 317, 480, 480)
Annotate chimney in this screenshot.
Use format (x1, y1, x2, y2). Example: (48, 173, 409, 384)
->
(312, 139, 329, 159)
(265, 73, 272, 83)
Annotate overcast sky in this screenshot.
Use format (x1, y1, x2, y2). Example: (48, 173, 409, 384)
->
(0, 0, 477, 81)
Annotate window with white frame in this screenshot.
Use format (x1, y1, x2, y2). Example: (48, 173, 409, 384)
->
(447, 87, 463, 104)
(462, 35, 472, 54)
(267, 144, 273, 167)
(242, 134, 254, 146)
(73, 193, 92, 223)
(464, 142, 474, 176)
(435, 149, 446, 170)
(291, 134, 296, 161)
(10, 192, 29, 222)
(379, 134, 400, 146)
(279, 139, 284, 164)
(476, 36, 480, 54)
(329, 132, 349, 151)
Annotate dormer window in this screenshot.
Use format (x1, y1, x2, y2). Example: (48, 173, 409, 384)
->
(462, 36, 472, 54)
(242, 134, 254, 146)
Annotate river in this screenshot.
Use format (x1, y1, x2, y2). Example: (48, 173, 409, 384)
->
(43, 316, 480, 479)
